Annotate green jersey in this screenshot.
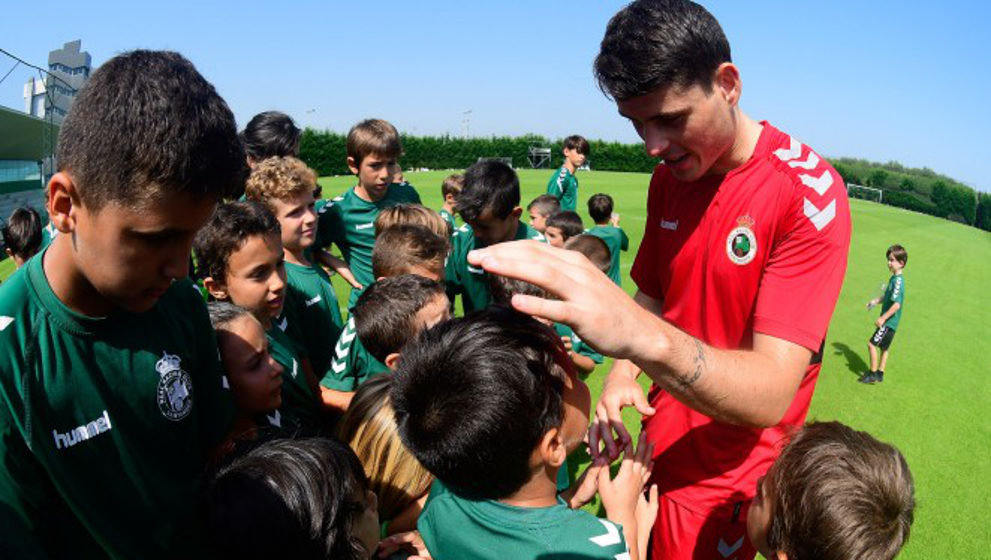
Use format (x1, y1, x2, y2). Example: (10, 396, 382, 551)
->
(283, 260, 344, 375)
(316, 183, 422, 308)
(880, 274, 905, 330)
(439, 208, 457, 234)
(446, 222, 546, 314)
(267, 319, 320, 433)
(319, 316, 388, 392)
(587, 225, 630, 286)
(418, 480, 629, 560)
(554, 323, 604, 365)
(0, 253, 232, 559)
(546, 166, 579, 211)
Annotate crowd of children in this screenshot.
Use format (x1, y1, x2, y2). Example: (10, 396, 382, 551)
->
(0, 49, 917, 560)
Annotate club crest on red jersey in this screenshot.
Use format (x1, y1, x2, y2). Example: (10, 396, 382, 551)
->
(726, 215, 757, 265)
(156, 352, 194, 421)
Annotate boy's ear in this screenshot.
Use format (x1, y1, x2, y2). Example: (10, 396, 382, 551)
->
(510, 206, 523, 221)
(776, 552, 788, 560)
(203, 276, 230, 301)
(47, 172, 79, 234)
(384, 352, 401, 371)
(537, 426, 567, 469)
(346, 156, 360, 176)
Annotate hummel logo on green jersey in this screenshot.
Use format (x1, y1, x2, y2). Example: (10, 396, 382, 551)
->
(355, 222, 374, 230)
(53, 410, 113, 450)
(305, 295, 322, 307)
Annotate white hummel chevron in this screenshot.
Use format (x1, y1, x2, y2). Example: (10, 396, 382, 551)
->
(331, 359, 347, 374)
(277, 317, 288, 332)
(614, 554, 631, 560)
(717, 536, 743, 558)
(799, 170, 834, 196)
(467, 265, 485, 274)
(773, 137, 802, 161)
(804, 198, 837, 231)
(0, 316, 14, 331)
(305, 295, 322, 307)
(335, 339, 348, 357)
(340, 326, 356, 344)
(788, 151, 820, 170)
(267, 410, 281, 427)
(222, 376, 230, 389)
(589, 519, 622, 547)
(291, 359, 298, 379)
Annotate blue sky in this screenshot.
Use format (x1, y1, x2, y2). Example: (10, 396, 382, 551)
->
(2, 1, 988, 191)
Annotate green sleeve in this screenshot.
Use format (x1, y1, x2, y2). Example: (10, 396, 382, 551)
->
(620, 228, 629, 251)
(890, 276, 905, 304)
(320, 319, 359, 391)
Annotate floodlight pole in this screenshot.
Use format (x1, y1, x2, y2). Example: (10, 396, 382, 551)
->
(461, 109, 472, 140)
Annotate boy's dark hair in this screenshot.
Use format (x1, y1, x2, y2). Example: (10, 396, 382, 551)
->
(457, 160, 520, 223)
(207, 301, 253, 332)
(346, 118, 402, 167)
(352, 274, 446, 364)
(194, 201, 280, 283)
(588, 193, 615, 224)
(563, 135, 590, 155)
(526, 194, 561, 218)
(371, 224, 449, 279)
(546, 211, 584, 241)
(241, 111, 302, 162)
(441, 174, 464, 198)
(391, 306, 569, 499)
(766, 421, 914, 560)
(207, 437, 370, 560)
(593, 0, 732, 101)
(488, 274, 550, 306)
(886, 244, 908, 266)
(57, 50, 246, 210)
(2, 206, 43, 260)
(564, 235, 611, 275)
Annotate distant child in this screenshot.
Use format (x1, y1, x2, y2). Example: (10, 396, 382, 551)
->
(747, 421, 914, 560)
(447, 160, 545, 313)
(0, 50, 244, 558)
(2, 206, 43, 268)
(526, 193, 560, 234)
(196, 201, 321, 434)
(208, 302, 285, 439)
(546, 134, 590, 211)
(375, 202, 451, 239)
(320, 273, 450, 414)
(439, 173, 464, 234)
(240, 110, 302, 168)
(245, 156, 347, 378)
(544, 210, 584, 248)
(207, 436, 431, 560)
(392, 307, 656, 560)
(586, 193, 629, 286)
(317, 118, 421, 309)
(861, 245, 907, 384)
(338, 374, 434, 536)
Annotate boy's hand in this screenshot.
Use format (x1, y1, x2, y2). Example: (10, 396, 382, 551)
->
(598, 432, 655, 522)
(611, 213, 621, 227)
(377, 530, 432, 559)
(590, 369, 655, 461)
(568, 456, 608, 509)
(875, 317, 885, 328)
(561, 335, 574, 352)
(635, 484, 659, 560)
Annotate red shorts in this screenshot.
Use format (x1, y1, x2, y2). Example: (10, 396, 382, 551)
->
(650, 494, 756, 560)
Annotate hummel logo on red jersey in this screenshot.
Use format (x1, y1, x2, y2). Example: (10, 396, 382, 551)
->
(660, 218, 679, 231)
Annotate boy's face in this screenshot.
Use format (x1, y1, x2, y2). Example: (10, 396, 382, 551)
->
(556, 349, 591, 453)
(467, 206, 521, 247)
(349, 153, 400, 202)
(68, 191, 217, 313)
(218, 315, 284, 414)
(544, 226, 566, 248)
(221, 233, 287, 324)
(564, 147, 587, 169)
(352, 489, 380, 558)
(747, 469, 777, 559)
(528, 207, 549, 233)
(270, 191, 317, 252)
(887, 253, 904, 274)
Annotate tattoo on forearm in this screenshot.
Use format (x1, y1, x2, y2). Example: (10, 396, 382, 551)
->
(679, 338, 706, 389)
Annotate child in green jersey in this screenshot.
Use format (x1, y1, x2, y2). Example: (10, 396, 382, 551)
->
(747, 422, 914, 560)
(526, 193, 561, 234)
(1, 206, 43, 269)
(439, 173, 463, 235)
(317, 118, 422, 309)
(240, 110, 301, 169)
(546, 134, 590, 211)
(0, 50, 245, 558)
(375, 202, 451, 239)
(544, 210, 585, 248)
(587, 193, 630, 286)
(861, 245, 908, 384)
(196, 201, 322, 434)
(393, 307, 657, 560)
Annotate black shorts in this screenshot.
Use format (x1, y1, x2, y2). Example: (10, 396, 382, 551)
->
(869, 325, 896, 350)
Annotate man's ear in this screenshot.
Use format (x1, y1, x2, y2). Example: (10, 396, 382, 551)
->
(776, 551, 788, 560)
(47, 172, 80, 234)
(713, 62, 742, 107)
(510, 206, 523, 220)
(537, 426, 567, 469)
(346, 156, 360, 176)
(203, 276, 229, 301)
(384, 352, 401, 371)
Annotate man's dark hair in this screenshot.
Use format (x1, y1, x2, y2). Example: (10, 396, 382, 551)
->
(886, 244, 908, 266)
(526, 194, 560, 218)
(57, 50, 246, 210)
(207, 437, 370, 560)
(588, 193, 614, 224)
(194, 201, 280, 283)
(241, 111, 302, 162)
(766, 422, 915, 560)
(564, 234, 611, 275)
(372, 224, 449, 280)
(353, 274, 446, 364)
(563, 135, 590, 155)
(2, 206, 43, 260)
(456, 160, 520, 223)
(391, 306, 569, 499)
(593, 0, 732, 100)
(546, 211, 584, 241)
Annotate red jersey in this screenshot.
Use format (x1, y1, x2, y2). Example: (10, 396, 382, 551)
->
(631, 122, 851, 515)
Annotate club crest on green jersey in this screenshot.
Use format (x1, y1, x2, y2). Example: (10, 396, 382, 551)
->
(156, 352, 193, 421)
(726, 215, 757, 265)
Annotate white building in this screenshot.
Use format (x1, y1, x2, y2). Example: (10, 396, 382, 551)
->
(23, 40, 91, 125)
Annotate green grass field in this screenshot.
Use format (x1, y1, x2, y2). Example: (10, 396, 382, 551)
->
(3, 169, 987, 556)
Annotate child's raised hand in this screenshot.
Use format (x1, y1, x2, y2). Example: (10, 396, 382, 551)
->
(377, 530, 432, 559)
(568, 456, 608, 509)
(561, 335, 574, 352)
(635, 484, 659, 560)
(598, 431, 655, 520)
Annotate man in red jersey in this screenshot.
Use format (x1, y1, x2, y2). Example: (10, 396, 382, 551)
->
(467, 1, 851, 559)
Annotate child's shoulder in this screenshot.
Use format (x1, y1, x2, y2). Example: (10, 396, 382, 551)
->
(387, 181, 421, 202)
